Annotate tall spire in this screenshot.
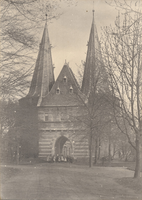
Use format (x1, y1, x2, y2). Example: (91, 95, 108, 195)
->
(27, 17, 55, 99)
(81, 11, 108, 96)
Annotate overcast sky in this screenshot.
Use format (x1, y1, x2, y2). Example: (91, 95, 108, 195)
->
(39, 0, 123, 79)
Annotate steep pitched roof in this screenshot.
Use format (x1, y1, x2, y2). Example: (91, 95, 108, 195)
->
(81, 11, 109, 97)
(38, 64, 86, 107)
(27, 21, 55, 99)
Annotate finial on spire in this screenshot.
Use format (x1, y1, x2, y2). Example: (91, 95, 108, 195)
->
(93, 1, 95, 13)
(64, 60, 69, 66)
(45, 13, 47, 22)
(45, 4, 48, 22)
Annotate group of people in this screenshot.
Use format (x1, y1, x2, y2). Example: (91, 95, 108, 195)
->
(47, 154, 74, 163)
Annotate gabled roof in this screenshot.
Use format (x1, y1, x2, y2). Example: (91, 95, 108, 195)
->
(38, 64, 86, 107)
(81, 11, 109, 97)
(27, 20, 55, 99)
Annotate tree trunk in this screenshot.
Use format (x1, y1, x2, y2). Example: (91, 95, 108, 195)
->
(89, 144, 92, 167)
(17, 141, 19, 165)
(108, 137, 111, 164)
(113, 143, 116, 158)
(16, 131, 20, 165)
(134, 134, 141, 178)
(98, 137, 101, 160)
(89, 131, 93, 168)
(108, 142, 111, 164)
(94, 138, 98, 165)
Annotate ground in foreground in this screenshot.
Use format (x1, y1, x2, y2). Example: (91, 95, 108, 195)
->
(1, 163, 142, 200)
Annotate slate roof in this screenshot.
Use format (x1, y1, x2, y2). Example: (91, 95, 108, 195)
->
(27, 21, 55, 99)
(81, 11, 109, 97)
(38, 64, 86, 107)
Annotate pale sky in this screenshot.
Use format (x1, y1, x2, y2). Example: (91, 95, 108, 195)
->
(36, 0, 125, 79)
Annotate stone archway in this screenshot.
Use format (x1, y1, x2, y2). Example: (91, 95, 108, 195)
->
(55, 136, 73, 156)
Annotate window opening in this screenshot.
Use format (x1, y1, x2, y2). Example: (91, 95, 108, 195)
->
(63, 76, 67, 82)
(69, 85, 73, 93)
(56, 87, 60, 94)
(45, 116, 48, 121)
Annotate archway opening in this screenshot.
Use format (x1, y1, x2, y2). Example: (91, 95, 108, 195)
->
(55, 136, 72, 157)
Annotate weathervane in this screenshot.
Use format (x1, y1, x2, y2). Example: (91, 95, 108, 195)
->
(45, 13, 47, 22)
(45, 4, 48, 22)
(93, 1, 95, 14)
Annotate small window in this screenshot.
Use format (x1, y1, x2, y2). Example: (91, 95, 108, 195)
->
(45, 116, 48, 121)
(63, 76, 67, 82)
(56, 87, 60, 94)
(69, 85, 73, 93)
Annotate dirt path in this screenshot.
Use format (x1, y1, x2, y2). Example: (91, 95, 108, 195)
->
(1, 163, 141, 200)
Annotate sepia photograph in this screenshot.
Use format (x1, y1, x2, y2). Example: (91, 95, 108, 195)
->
(0, 0, 142, 199)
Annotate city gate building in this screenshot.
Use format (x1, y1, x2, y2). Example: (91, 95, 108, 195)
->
(19, 12, 109, 159)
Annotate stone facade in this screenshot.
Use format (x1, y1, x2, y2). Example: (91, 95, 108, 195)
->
(37, 64, 89, 159)
(38, 106, 88, 158)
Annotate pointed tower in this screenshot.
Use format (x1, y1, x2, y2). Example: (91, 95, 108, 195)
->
(18, 18, 55, 157)
(27, 17, 55, 103)
(81, 10, 108, 97)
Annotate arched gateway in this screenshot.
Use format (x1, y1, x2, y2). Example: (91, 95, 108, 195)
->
(54, 136, 73, 156)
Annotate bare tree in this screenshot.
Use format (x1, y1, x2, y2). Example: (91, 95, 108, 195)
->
(0, 100, 19, 162)
(0, 0, 77, 164)
(76, 61, 130, 167)
(102, 7, 142, 178)
(72, 62, 112, 167)
(1, 0, 77, 100)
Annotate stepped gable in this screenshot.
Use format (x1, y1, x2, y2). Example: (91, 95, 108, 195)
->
(81, 10, 109, 97)
(22, 20, 55, 105)
(38, 63, 86, 106)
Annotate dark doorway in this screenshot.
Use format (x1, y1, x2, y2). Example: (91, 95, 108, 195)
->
(55, 136, 72, 156)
